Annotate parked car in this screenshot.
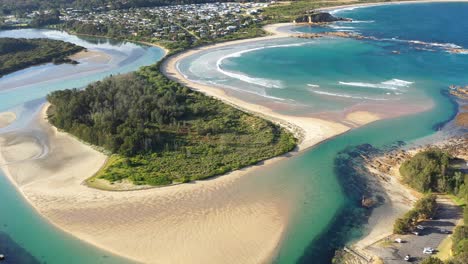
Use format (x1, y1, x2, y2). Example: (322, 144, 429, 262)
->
(416, 225, 425, 230)
(423, 247, 434, 254)
(395, 238, 403, 243)
(440, 229, 450, 234)
(404, 255, 411, 261)
(412, 231, 419, 236)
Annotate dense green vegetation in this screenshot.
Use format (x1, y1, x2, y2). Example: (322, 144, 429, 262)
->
(400, 149, 467, 196)
(396, 148, 468, 264)
(393, 194, 437, 234)
(421, 257, 445, 264)
(47, 63, 296, 187)
(0, 38, 84, 77)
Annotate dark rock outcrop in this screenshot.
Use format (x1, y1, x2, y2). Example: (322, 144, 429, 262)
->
(294, 12, 351, 24)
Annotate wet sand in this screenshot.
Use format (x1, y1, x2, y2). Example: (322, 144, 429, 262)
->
(0, 112, 16, 128)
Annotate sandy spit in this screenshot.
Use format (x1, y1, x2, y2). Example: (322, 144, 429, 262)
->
(0, 112, 16, 128)
(0, 104, 290, 264)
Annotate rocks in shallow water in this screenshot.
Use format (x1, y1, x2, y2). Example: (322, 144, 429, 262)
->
(361, 196, 376, 208)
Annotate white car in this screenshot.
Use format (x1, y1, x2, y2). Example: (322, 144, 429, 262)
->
(416, 225, 425, 230)
(404, 255, 411, 261)
(423, 247, 434, 254)
(395, 238, 403, 243)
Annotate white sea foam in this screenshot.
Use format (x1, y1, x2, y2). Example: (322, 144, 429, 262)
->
(215, 42, 311, 89)
(348, 20, 375, 23)
(205, 81, 288, 101)
(328, 25, 355, 30)
(386, 38, 462, 50)
(338, 79, 413, 90)
(381, 79, 414, 87)
(307, 84, 320, 88)
(311, 90, 387, 101)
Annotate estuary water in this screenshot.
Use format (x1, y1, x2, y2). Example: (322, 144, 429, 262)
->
(0, 29, 165, 263)
(177, 2, 468, 263)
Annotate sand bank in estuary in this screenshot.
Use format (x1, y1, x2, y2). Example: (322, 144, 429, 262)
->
(0, 104, 291, 264)
(69, 50, 112, 64)
(0, 112, 16, 128)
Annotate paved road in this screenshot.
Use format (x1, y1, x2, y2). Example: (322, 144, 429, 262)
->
(369, 198, 462, 264)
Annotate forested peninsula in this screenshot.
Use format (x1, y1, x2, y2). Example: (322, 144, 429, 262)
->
(0, 38, 84, 77)
(47, 63, 296, 189)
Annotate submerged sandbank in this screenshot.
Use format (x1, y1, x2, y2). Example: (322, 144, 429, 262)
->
(0, 112, 16, 128)
(69, 50, 112, 64)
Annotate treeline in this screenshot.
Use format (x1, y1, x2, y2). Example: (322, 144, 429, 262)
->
(400, 149, 467, 197)
(393, 194, 437, 234)
(398, 148, 467, 264)
(47, 63, 296, 186)
(0, 0, 266, 14)
(0, 38, 84, 77)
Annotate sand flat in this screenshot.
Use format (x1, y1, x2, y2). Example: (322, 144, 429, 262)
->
(0, 104, 290, 264)
(69, 50, 112, 64)
(0, 112, 16, 128)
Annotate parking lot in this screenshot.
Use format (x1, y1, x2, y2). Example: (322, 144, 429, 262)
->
(368, 198, 462, 263)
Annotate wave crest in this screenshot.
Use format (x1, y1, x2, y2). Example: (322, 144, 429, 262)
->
(338, 79, 413, 90)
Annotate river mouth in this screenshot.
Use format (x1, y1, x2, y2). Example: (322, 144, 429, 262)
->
(1, 2, 468, 264)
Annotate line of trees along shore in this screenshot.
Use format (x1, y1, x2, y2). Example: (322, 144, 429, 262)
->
(0, 38, 84, 77)
(396, 149, 467, 264)
(47, 63, 296, 186)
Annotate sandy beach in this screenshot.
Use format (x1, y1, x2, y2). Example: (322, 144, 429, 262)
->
(0, 112, 16, 128)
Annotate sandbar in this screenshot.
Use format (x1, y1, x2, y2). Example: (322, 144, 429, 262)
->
(0, 112, 16, 128)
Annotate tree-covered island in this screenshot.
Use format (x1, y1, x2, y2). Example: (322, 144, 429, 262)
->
(0, 38, 84, 77)
(47, 63, 297, 189)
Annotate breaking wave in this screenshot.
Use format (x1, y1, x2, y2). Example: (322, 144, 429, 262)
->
(338, 79, 413, 90)
(216, 42, 311, 89)
(311, 90, 388, 101)
(307, 84, 320, 88)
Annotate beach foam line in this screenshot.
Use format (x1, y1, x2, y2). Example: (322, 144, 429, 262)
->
(215, 42, 313, 89)
(385, 37, 463, 50)
(311, 90, 388, 101)
(187, 77, 287, 101)
(328, 25, 355, 30)
(307, 84, 320, 88)
(338, 79, 413, 90)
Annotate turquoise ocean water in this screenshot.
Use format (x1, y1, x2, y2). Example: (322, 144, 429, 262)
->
(0, 3, 467, 264)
